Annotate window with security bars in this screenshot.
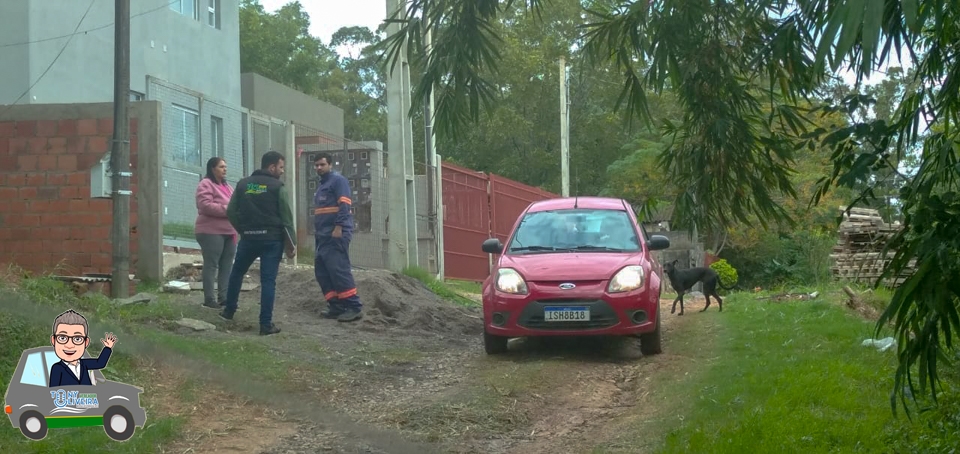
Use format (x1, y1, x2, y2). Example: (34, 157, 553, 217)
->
(171, 105, 201, 167)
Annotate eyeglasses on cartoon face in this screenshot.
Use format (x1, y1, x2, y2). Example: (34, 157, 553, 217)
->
(53, 335, 87, 345)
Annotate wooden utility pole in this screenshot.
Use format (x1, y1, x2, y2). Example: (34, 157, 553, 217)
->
(559, 57, 570, 197)
(110, 0, 131, 298)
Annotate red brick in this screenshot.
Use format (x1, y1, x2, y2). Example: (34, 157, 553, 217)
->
(18, 187, 37, 199)
(7, 173, 25, 186)
(49, 227, 71, 240)
(9, 137, 29, 153)
(66, 137, 84, 154)
(19, 215, 40, 227)
(0, 187, 17, 199)
(77, 119, 98, 136)
(0, 228, 11, 240)
(16, 121, 36, 137)
(26, 173, 45, 186)
(62, 240, 83, 253)
(48, 199, 70, 212)
(47, 137, 67, 154)
(68, 227, 84, 239)
(0, 156, 15, 169)
(59, 119, 78, 135)
(36, 120, 58, 137)
(38, 155, 57, 171)
(81, 241, 101, 253)
(60, 186, 82, 199)
(91, 254, 112, 268)
(80, 213, 103, 226)
(89, 199, 110, 211)
(46, 173, 67, 185)
(68, 199, 89, 211)
(41, 239, 61, 251)
(0, 122, 16, 137)
(37, 187, 59, 200)
(6, 201, 28, 214)
(90, 226, 110, 239)
(17, 155, 37, 171)
(86, 136, 108, 153)
(0, 138, 9, 156)
(97, 118, 114, 135)
(67, 172, 86, 185)
(29, 137, 48, 154)
(0, 174, 5, 185)
(58, 155, 78, 172)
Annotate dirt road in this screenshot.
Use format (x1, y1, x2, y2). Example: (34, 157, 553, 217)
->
(156, 265, 696, 454)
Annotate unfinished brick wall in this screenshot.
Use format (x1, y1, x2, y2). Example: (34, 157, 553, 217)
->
(0, 117, 140, 277)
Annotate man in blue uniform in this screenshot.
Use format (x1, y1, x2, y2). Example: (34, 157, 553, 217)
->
(312, 152, 363, 322)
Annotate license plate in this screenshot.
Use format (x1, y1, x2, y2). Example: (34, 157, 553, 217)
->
(544, 306, 590, 322)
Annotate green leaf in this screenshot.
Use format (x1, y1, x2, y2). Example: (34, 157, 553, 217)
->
(834, 0, 866, 71)
(901, 0, 920, 33)
(859, 0, 885, 75)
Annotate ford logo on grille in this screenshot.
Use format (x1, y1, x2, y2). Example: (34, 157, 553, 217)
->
(559, 283, 576, 290)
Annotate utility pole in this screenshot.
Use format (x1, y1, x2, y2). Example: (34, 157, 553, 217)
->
(559, 57, 570, 197)
(423, 9, 441, 278)
(110, 0, 131, 298)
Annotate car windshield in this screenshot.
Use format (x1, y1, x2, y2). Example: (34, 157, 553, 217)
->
(506, 208, 642, 254)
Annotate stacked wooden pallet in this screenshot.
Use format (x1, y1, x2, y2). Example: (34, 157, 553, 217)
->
(829, 206, 915, 287)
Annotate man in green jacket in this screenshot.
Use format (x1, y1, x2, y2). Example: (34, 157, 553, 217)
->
(220, 151, 296, 336)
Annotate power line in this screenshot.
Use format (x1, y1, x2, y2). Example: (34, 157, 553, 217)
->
(0, 0, 96, 113)
(0, 0, 179, 49)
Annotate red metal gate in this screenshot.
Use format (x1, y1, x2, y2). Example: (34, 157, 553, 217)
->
(441, 162, 492, 282)
(489, 174, 558, 244)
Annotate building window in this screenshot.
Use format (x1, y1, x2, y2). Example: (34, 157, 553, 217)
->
(210, 116, 224, 157)
(171, 105, 200, 167)
(348, 152, 355, 160)
(207, 0, 220, 29)
(170, 0, 198, 20)
(130, 91, 144, 101)
(360, 151, 368, 160)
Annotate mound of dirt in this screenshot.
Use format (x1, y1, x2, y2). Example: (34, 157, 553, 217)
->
(274, 267, 482, 338)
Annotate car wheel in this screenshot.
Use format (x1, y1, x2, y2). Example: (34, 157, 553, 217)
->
(640, 307, 662, 355)
(19, 410, 47, 440)
(484, 330, 508, 355)
(103, 405, 136, 441)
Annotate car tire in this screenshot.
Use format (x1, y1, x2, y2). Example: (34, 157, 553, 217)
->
(19, 410, 47, 440)
(103, 405, 136, 441)
(640, 306, 662, 355)
(484, 330, 508, 355)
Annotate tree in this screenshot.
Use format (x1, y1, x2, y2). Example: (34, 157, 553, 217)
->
(380, 0, 960, 413)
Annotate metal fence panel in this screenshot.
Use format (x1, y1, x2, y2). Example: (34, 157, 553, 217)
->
(441, 162, 492, 282)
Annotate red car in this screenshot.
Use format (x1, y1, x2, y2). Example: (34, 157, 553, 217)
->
(480, 196, 671, 355)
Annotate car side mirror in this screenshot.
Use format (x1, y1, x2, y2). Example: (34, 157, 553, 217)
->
(647, 235, 670, 251)
(481, 238, 504, 254)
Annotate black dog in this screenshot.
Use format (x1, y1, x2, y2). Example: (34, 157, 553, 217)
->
(662, 260, 736, 315)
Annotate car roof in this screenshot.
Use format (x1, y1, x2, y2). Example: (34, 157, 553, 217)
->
(525, 196, 631, 213)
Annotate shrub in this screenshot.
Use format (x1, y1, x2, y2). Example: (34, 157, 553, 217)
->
(710, 258, 739, 289)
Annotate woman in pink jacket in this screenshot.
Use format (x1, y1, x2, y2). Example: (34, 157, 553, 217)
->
(195, 157, 238, 309)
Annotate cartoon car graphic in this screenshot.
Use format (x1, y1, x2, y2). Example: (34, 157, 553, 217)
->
(3, 346, 147, 441)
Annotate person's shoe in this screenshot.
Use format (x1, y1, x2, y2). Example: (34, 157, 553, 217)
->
(218, 310, 235, 321)
(203, 300, 220, 309)
(260, 323, 281, 335)
(337, 309, 363, 323)
(320, 307, 345, 319)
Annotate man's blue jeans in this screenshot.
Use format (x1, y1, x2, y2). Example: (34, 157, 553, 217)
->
(223, 239, 284, 326)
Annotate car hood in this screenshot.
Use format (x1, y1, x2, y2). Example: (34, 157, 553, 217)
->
(499, 252, 641, 281)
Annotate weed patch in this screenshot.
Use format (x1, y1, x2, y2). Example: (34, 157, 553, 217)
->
(402, 266, 479, 307)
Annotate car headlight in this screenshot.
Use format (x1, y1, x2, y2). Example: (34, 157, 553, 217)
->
(496, 268, 528, 294)
(608, 265, 644, 293)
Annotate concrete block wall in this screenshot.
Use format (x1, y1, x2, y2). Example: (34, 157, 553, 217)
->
(0, 102, 163, 284)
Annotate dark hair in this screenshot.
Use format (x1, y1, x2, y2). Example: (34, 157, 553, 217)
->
(205, 157, 225, 182)
(314, 152, 333, 165)
(261, 150, 285, 169)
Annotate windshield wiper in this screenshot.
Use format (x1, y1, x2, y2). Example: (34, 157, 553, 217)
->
(569, 245, 625, 252)
(510, 246, 559, 252)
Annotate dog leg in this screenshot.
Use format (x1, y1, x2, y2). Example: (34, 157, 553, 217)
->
(701, 294, 711, 312)
(671, 295, 681, 314)
(716, 293, 723, 312)
(676, 293, 685, 315)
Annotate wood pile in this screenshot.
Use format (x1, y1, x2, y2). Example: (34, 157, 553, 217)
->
(829, 206, 915, 287)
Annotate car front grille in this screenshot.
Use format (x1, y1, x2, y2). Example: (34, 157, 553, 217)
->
(517, 299, 619, 330)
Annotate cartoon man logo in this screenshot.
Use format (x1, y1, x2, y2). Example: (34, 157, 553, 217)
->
(48, 310, 116, 387)
(2, 308, 148, 442)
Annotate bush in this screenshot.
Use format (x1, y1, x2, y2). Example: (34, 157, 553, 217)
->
(709, 258, 739, 289)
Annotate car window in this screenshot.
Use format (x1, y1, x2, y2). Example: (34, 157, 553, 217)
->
(44, 350, 61, 371)
(19, 352, 48, 387)
(507, 208, 641, 253)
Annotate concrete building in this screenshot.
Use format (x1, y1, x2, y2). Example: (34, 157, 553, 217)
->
(0, 0, 244, 245)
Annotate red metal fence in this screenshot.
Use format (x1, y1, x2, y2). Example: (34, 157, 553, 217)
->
(441, 163, 559, 282)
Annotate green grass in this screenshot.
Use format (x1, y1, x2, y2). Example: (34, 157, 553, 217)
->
(593, 289, 960, 454)
(444, 279, 482, 295)
(402, 266, 479, 307)
(163, 223, 195, 240)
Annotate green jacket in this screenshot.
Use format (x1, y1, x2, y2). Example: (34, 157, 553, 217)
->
(226, 170, 296, 247)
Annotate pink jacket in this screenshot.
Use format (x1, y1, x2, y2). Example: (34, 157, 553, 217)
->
(194, 178, 237, 236)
